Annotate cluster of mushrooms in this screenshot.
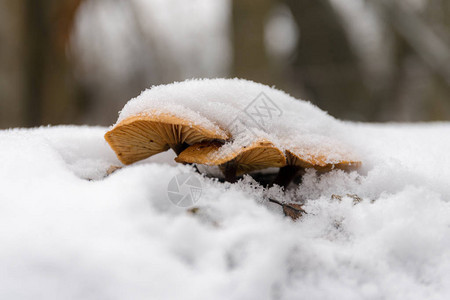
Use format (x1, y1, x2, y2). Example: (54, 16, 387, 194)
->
(104, 110, 361, 189)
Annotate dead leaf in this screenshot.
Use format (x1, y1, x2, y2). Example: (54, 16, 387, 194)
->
(269, 198, 306, 221)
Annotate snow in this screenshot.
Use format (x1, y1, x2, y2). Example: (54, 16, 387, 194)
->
(1, 86, 450, 299)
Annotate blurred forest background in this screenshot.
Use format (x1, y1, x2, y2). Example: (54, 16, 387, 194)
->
(1, 0, 449, 129)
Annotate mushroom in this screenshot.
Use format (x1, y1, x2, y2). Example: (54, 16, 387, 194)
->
(272, 144, 361, 188)
(105, 112, 230, 165)
(175, 140, 286, 183)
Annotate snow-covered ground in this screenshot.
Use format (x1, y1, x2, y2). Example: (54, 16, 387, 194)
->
(1, 102, 450, 298)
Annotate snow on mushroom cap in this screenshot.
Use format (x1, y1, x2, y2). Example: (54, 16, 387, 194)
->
(116, 78, 360, 168)
(117, 78, 338, 145)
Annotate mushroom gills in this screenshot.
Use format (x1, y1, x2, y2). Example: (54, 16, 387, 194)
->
(176, 140, 286, 183)
(105, 113, 229, 165)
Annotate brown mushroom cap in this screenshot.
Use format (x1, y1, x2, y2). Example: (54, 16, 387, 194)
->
(285, 147, 361, 171)
(175, 140, 286, 176)
(105, 112, 229, 165)
(272, 139, 361, 188)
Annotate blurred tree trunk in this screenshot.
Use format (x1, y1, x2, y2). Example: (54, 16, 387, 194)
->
(0, 0, 25, 128)
(372, 0, 450, 121)
(285, 0, 375, 121)
(232, 0, 273, 85)
(23, 0, 83, 126)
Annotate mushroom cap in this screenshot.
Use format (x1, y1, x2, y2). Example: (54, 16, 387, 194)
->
(175, 140, 286, 175)
(105, 112, 229, 165)
(285, 143, 361, 171)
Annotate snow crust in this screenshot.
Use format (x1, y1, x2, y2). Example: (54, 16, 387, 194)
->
(1, 96, 450, 299)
